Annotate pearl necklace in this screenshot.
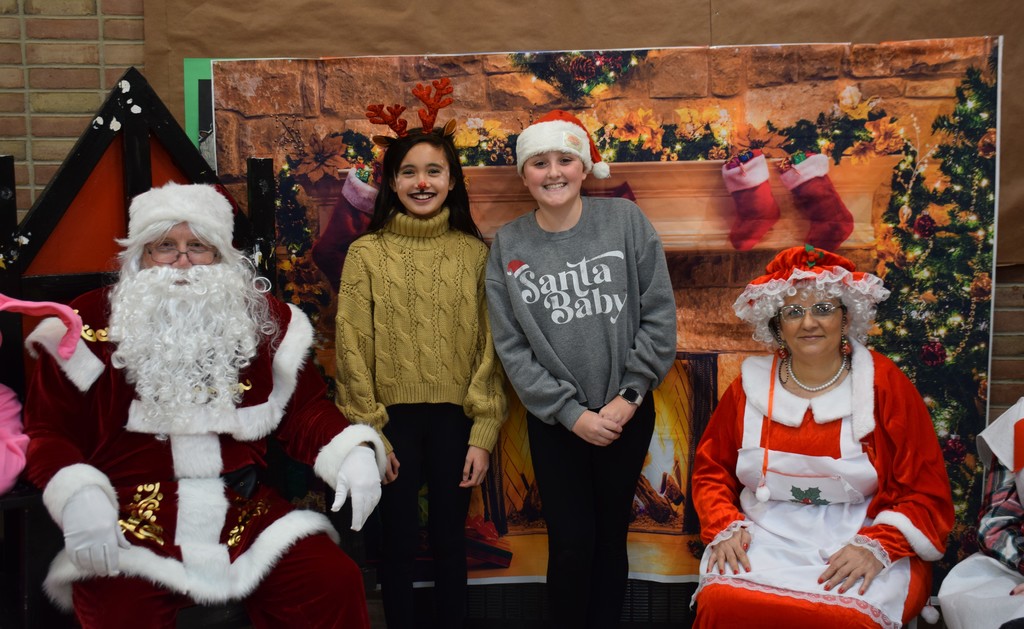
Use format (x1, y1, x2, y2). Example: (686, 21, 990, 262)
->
(786, 354, 849, 392)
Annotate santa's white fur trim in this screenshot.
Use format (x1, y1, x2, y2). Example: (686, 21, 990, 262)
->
(127, 183, 233, 249)
(26, 318, 103, 392)
(43, 509, 338, 610)
(263, 303, 311, 424)
(176, 478, 229, 547)
(170, 434, 224, 479)
(779, 152, 830, 190)
(176, 478, 232, 593)
(873, 509, 944, 561)
(42, 463, 117, 528)
(180, 542, 232, 593)
(314, 423, 387, 485)
(722, 152, 770, 192)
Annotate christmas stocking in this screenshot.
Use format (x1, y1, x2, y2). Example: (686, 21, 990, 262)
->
(779, 152, 853, 252)
(722, 150, 781, 251)
(312, 169, 377, 290)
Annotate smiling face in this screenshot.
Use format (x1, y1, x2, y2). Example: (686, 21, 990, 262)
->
(390, 142, 454, 219)
(520, 150, 588, 212)
(777, 291, 845, 366)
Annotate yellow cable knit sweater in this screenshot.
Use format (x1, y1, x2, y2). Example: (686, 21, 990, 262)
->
(335, 208, 507, 452)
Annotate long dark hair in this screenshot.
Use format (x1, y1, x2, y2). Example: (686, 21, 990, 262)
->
(366, 129, 481, 240)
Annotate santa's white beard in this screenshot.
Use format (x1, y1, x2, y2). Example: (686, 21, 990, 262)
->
(109, 263, 265, 430)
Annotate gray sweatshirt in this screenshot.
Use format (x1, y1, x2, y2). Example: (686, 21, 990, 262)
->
(485, 196, 677, 430)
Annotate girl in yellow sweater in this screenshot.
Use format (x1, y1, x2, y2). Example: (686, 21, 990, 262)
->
(334, 100, 507, 629)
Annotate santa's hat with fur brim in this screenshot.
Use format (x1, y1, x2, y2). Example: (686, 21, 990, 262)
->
(126, 182, 235, 252)
(515, 110, 610, 179)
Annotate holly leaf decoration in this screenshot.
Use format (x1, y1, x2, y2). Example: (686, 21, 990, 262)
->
(790, 486, 830, 506)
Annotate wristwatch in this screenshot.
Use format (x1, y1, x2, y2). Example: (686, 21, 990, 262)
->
(618, 387, 643, 406)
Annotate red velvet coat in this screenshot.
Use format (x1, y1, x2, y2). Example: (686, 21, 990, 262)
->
(23, 287, 384, 609)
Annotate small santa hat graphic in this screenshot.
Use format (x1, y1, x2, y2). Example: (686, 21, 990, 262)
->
(506, 260, 530, 278)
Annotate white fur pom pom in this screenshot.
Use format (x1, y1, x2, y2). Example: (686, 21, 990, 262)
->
(591, 161, 610, 179)
(755, 484, 770, 502)
(919, 605, 940, 625)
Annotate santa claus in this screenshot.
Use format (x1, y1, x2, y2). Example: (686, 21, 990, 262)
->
(23, 182, 386, 628)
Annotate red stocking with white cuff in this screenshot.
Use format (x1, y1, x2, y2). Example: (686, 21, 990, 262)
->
(779, 152, 853, 252)
(311, 169, 377, 291)
(722, 150, 781, 251)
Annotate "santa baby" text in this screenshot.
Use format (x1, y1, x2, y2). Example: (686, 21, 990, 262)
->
(511, 251, 627, 324)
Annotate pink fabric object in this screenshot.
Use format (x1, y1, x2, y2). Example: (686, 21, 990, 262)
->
(0, 293, 82, 359)
(0, 293, 81, 493)
(0, 384, 27, 494)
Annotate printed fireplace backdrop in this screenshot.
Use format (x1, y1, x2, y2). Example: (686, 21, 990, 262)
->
(211, 36, 999, 586)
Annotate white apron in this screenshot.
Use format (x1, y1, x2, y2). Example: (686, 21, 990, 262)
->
(698, 396, 912, 628)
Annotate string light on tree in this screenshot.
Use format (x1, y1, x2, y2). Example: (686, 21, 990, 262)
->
(872, 60, 996, 578)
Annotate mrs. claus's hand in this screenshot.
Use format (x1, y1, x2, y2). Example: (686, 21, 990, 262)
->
(819, 544, 883, 595)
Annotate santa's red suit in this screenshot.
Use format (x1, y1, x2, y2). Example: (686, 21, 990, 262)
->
(23, 287, 384, 624)
(691, 341, 954, 628)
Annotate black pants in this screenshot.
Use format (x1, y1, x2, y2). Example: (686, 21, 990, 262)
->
(378, 403, 472, 629)
(527, 395, 656, 629)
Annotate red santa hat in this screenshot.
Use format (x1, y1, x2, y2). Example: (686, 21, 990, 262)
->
(126, 182, 235, 253)
(515, 110, 610, 179)
(733, 245, 890, 346)
(745, 245, 866, 287)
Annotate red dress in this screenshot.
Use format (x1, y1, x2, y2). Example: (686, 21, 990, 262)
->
(691, 342, 954, 627)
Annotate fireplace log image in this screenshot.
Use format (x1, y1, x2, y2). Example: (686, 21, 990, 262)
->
(635, 474, 677, 524)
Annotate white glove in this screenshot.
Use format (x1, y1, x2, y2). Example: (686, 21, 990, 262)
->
(332, 445, 382, 531)
(61, 484, 130, 576)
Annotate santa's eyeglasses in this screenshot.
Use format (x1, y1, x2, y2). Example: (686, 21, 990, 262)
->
(146, 242, 218, 265)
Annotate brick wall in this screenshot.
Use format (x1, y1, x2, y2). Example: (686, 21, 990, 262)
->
(0, 3, 1020, 423)
(0, 0, 144, 222)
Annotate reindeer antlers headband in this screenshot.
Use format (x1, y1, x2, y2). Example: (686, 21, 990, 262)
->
(366, 78, 456, 147)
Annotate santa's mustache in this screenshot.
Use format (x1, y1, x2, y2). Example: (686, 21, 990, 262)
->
(136, 264, 218, 294)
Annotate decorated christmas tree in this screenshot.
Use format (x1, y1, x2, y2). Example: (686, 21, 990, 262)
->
(274, 164, 332, 327)
(872, 60, 998, 574)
